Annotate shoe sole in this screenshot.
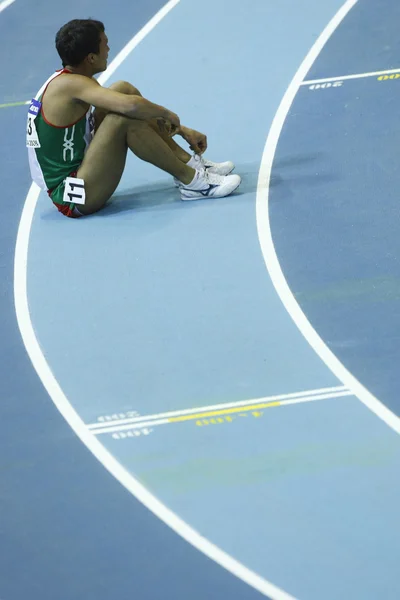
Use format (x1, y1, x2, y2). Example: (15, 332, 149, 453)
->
(180, 177, 241, 201)
(174, 165, 235, 187)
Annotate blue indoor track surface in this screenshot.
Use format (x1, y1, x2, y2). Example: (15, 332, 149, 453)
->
(1, 0, 400, 599)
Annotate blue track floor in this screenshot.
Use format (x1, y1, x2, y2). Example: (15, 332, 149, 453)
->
(2, 0, 400, 599)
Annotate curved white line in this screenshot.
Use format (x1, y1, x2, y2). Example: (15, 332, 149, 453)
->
(0, 0, 16, 14)
(256, 0, 400, 436)
(14, 2, 297, 599)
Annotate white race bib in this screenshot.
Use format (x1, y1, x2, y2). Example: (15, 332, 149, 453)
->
(26, 99, 41, 148)
(63, 176, 86, 205)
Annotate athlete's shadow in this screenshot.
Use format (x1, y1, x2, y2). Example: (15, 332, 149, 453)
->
(40, 153, 325, 220)
(273, 152, 325, 169)
(270, 152, 341, 203)
(103, 181, 182, 216)
(101, 161, 263, 216)
(103, 152, 338, 215)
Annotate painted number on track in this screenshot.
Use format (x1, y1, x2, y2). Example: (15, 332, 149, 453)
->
(378, 73, 400, 81)
(97, 411, 140, 422)
(196, 411, 264, 427)
(112, 428, 153, 440)
(308, 81, 343, 90)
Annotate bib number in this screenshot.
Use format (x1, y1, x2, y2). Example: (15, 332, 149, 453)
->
(26, 99, 42, 148)
(63, 176, 86, 205)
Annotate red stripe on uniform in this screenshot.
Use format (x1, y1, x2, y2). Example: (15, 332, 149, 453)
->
(40, 69, 89, 129)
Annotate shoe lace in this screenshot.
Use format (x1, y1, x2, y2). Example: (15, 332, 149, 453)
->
(195, 153, 216, 169)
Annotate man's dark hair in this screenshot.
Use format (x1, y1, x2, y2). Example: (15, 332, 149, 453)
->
(55, 19, 105, 67)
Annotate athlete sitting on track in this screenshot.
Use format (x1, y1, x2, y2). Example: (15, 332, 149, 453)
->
(26, 18, 241, 218)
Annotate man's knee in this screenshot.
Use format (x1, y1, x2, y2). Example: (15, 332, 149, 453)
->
(101, 113, 150, 138)
(109, 80, 142, 96)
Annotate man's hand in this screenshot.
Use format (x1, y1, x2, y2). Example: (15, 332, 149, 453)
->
(179, 127, 208, 155)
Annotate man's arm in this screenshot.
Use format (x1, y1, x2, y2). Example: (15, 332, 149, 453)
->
(175, 125, 208, 155)
(65, 74, 180, 127)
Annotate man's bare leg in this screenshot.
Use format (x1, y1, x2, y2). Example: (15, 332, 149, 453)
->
(77, 113, 196, 215)
(94, 80, 192, 164)
(149, 117, 192, 164)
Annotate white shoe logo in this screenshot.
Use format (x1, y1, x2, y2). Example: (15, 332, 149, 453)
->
(63, 125, 75, 162)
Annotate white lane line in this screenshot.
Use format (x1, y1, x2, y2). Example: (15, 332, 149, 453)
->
(97, 2, 179, 85)
(90, 390, 353, 436)
(88, 385, 351, 431)
(14, 2, 297, 599)
(95, 419, 169, 435)
(302, 67, 400, 85)
(0, 0, 16, 13)
(256, 0, 400, 437)
(0, 100, 30, 109)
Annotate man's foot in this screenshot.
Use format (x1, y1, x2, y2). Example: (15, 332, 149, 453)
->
(179, 167, 241, 201)
(190, 153, 235, 175)
(174, 154, 235, 186)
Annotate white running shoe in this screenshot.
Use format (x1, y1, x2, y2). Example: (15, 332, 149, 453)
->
(174, 153, 235, 186)
(191, 153, 235, 175)
(179, 167, 241, 201)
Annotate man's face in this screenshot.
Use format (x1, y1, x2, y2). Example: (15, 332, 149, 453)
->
(90, 31, 109, 73)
